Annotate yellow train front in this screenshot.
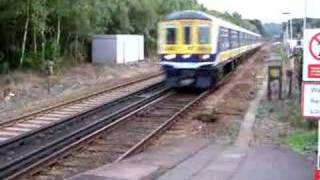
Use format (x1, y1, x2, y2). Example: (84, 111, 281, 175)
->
(158, 11, 262, 89)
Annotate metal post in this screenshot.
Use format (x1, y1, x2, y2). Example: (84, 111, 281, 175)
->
(318, 120, 320, 171)
(304, 0, 307, 30)
(287, 70, 293, 98)
(290, 19, 293, 40)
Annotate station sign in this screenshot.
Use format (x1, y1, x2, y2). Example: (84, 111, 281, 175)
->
(303, 29, 320, 81)
(302, 82, 320, 118)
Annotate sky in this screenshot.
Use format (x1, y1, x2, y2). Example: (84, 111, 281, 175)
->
(197, 0, 306, 23)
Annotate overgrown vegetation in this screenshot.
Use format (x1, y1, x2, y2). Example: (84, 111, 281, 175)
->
(285, 130, 317, 154)
(278, 45, 316, 154)
(0, 0, 266, 74)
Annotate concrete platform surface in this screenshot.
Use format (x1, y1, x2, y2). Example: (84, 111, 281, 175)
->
(70, 142, 314, 180)
(157, 145, 314, 180)
(70, 137, 226, 180)
(231, 146, 314, 180)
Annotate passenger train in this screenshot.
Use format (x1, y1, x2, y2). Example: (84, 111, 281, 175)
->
(158, 11, 262, 89)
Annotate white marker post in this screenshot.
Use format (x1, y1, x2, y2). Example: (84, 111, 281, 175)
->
(303, 0, 320, 178)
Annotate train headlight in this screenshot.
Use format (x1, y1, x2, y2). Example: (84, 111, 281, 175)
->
(182, 55, 191, 59)
(164, 54, 176, 60)
(201, 55, 210, 60)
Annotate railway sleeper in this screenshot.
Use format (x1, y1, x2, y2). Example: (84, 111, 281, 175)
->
(125, 128, 155, 135)
(145, 110, 178, 116)
(131, 118, 166, 123)
(128, 123, 164, 129)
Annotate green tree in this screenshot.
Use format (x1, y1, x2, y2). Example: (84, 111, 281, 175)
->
(0, 0, 267, 73)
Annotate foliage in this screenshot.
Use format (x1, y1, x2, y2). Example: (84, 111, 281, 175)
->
(0, 0, 266, 73)
(263, 23, 281, 38)
(285, 130, 317, 154)
(208, 10, 265, 35)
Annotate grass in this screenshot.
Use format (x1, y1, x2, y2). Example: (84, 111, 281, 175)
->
(255, 44, 318, 155)
(255, 101, 274, 119)
(279, 98, 317, 154)
(284, 130, 317, 154)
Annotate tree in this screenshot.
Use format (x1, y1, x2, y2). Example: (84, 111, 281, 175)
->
(0, 0, 267, 73)
(249, 19, 268, 36)
(19, 0, 31, 68)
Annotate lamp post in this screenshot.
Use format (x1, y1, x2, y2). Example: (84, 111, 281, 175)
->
(282, 12, 292, 56)
(282, 12, 292, 40)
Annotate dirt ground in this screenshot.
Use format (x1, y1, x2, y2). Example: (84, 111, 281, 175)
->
(0, 60, 161, 122)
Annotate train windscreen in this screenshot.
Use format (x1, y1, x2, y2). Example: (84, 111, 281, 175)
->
(199, 26, 210, 44)
(166, 27, 176, 45)
(184, 26, 191, 44)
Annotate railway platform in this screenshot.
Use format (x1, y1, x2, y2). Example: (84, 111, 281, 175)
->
(70, 138, 313, 180)
(71, 81, 314, 180)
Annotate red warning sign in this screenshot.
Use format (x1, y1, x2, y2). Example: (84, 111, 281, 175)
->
(308, 64, 320, 78)
(304, 29, 320, 81)
(315, 169, 320, 180)
(309, 33, 320, 61)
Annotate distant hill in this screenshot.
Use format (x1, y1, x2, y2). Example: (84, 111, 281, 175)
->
(263, 23, 282, 38)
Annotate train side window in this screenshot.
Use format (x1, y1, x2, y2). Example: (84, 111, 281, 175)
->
(245, 34, 249, 45)
(184, 26, 191, 44)
(237, 31, 240, 47)
(240, 33, 245, 46)
(199, 26, 210, 44)
(218, 27, 230, 51)
(166, 28, 176, 45)
(231, 30, 239, 49)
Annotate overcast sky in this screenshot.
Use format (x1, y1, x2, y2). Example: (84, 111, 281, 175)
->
(197, 0, 306, 23)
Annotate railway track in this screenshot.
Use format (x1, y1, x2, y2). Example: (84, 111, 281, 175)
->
(0, 74, 163, 145)
(29, 91, 210, 180)
(0, 71, 233, 179)
(30, 74, 233, 179)
(0, 81, 169, 179)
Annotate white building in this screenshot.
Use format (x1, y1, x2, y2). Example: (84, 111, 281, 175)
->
(92, 35, 144, 64)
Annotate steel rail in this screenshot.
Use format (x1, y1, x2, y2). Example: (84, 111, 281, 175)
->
(116, 71, 234, 162)
(0, 73, 163, 127)
(0, 82, 169, 179)
(3, 66, 235, 180)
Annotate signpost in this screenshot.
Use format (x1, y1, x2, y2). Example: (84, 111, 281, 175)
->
(303, 30, 320, 81)
(268, 64, 282, 100)
(303, 1, 320, 179)
(302, 82, 320, 118)
(302, 29, 320, 180)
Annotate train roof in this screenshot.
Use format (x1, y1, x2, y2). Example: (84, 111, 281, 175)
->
(164, 10, 261, 37)
(165, 11, 211, 21)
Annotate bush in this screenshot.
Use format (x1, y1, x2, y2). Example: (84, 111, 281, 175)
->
(285, 130, 317, 154)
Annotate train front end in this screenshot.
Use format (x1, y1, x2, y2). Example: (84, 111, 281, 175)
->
(158, 11, 217, 89)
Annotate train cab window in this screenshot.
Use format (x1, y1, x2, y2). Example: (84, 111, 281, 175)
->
(199, 26, 210, 44)
(184, 26, 191, 44)
(166, 27, 176, 45)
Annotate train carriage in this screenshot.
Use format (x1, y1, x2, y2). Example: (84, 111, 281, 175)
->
(158, 10, 262, 89)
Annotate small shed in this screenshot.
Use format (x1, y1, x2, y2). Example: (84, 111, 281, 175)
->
(92, 35, 144, 64)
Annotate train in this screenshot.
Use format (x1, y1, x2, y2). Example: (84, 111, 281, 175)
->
(158, 10, 262, 89)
